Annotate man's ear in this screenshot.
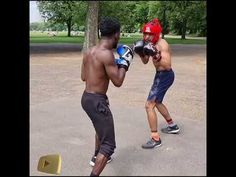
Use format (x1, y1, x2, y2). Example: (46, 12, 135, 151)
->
(114, 32, 120, 40)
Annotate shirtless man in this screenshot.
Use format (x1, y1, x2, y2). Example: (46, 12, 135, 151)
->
(81, 17, 134, 176)
(133, 18, 180, 149)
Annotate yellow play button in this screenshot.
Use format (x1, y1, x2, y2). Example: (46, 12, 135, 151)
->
(37, 154, 62, 175)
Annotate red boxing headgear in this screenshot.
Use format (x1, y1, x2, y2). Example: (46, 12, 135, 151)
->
(142, 18, 162, 45)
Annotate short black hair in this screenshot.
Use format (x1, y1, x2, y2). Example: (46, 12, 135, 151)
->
(99, 17, 121, 37)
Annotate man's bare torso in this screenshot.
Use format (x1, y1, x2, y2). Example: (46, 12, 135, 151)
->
(152, 39, 172, 71)
(83, 46, 111, 94)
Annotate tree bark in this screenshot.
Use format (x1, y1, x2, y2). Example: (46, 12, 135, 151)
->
(83, 1, 99, 52)
(67, 17, 72, 37)
(181, 19, 187, 40)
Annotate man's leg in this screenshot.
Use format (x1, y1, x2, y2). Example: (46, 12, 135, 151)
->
(95, 133, 100, 156)
(156, 102, 172, 122)
(156, 102, 180, 134)
(90, 153, 108, 176)
(142, 100, 162, 149)
(89, 134, 100, 166)
(145, 101, 158, 134)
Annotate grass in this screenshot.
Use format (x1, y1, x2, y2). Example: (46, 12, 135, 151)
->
(30, 36, 84, 43)
(30, 31, 206, 45)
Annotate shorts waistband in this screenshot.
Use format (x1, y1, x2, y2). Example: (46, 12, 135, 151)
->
(156, 68, 172, 73)
(83, 90, 108, 99)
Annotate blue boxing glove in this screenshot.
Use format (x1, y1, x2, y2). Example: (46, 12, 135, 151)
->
(116, 44, 134, 71)
(115, 57, 129, 71)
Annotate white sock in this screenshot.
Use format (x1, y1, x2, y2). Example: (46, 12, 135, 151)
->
(168, 123, 176, 127)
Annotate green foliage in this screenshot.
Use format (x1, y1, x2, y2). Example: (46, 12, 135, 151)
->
(30, 22, 46, 31)
(37, 1, 87, 36)
(133, 1, 150, 29)
(168, 1, 206, 38)
(148, 1, 171, 36)
(34, 1, 206, 38)
(99, 1, 137, 32)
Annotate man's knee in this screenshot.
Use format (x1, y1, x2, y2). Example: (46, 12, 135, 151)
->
(99, 143, 116, 157)
(145, 101, 156, 111)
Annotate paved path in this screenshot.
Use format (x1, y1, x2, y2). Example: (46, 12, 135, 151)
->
(30, 44, 206, 176)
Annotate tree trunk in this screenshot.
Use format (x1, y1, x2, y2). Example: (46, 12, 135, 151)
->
(67, 21, 71, 37)
(162, 8, 166, 39)
(162, 6, 167, 39)
(83, 1, 99, 52)
(66, 16, 73, 37)
(162, 33, 165, 39)
(181, 19, 187, 40)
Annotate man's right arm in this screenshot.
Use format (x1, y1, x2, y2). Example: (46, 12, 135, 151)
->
(81, 52, 86, 81)
(102, 51, 127, 87)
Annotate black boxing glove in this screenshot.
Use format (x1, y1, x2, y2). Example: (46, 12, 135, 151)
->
(133, 40, 146, 57)
(143, 43, 162, 62)
(143, 43, 158, 56)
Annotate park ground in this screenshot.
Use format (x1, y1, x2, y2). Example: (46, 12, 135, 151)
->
(30, 44, 206, 176)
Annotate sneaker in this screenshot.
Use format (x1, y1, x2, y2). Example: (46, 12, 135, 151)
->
(89, 155, 112, 167)
(141, 138, 162, 149)
(161, 125, 180, 134)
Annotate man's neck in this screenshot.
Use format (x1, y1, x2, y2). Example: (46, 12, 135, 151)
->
(99, 38, 113, 50)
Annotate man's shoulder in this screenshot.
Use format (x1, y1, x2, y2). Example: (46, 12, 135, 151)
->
(96, 48, 114, 64)
(158, 38, 169, 50)
(97, 48, 113, 57)
(159, 38, 168, 45)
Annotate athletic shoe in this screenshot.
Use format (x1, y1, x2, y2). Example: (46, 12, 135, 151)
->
(89, 155, 112, 167)
(161, 125, 180, 134)
(141, 138, 162, 149)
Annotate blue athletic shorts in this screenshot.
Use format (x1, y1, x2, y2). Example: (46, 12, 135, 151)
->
(147, 69, 175, 103)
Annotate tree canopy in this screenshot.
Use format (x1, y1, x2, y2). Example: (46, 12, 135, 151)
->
(34, 1, 206, 39)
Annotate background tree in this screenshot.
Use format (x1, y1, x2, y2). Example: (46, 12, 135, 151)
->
(34, 1, 206, 42)
(148, 1, 172, 38)
(37, 1, 86, 37)
(83, 1, 99, 51)
(186, 1, 206, 37)
(99, 1, 137, 33)
(168, 1, 206, 39)
(133, 1, 150, 32)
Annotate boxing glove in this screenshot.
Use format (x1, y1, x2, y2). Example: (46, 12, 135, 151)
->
(116, 45, 134, 71)
(143, 43, 162, 61)
(133, 40, 146, 56)
(143, 43, 158, 56)
(115, 57, 129, 71)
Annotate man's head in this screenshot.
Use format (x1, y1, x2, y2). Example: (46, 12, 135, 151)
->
(99, 17, 121, 48)
(142, 18, 162, 45)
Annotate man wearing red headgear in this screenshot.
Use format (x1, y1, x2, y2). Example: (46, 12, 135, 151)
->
(133, 18, 180, 149)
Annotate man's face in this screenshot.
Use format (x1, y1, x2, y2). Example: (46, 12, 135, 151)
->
(143, 32, 154, 43)
(113, 32, 120, 49)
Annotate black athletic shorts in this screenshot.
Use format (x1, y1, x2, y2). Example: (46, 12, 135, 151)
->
(81, 91, 116, 157)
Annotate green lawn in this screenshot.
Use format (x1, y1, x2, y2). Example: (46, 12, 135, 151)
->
(30, 31, 206, 45)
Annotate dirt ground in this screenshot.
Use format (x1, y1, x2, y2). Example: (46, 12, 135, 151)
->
(30, 44, 206, 121)
(30, 44, 206, 176)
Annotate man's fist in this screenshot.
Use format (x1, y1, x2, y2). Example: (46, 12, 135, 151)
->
(116, 45, 134, 71)
(117, 44, 134, 61)
(143, 43, 158, 56)
(133, 40, 146, 56)
(143, 43, 162, 61)
(115, 58, 129, 71)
